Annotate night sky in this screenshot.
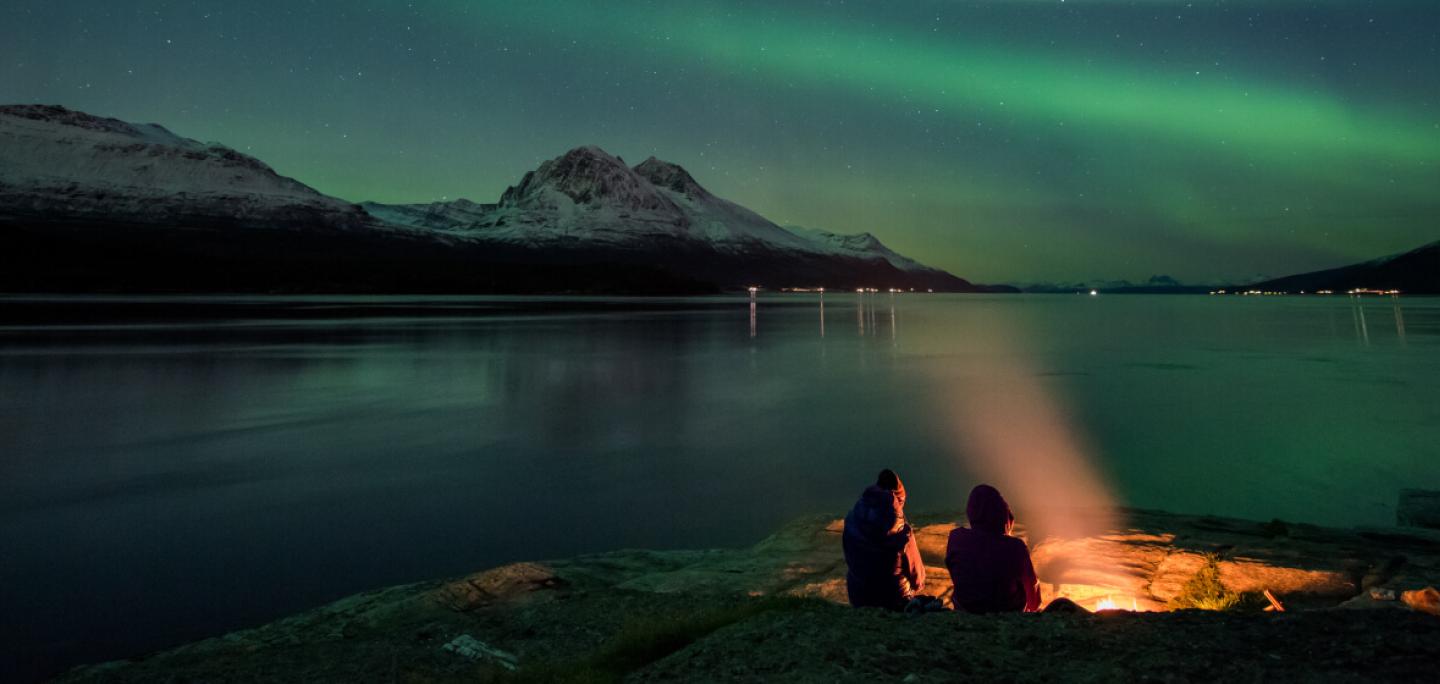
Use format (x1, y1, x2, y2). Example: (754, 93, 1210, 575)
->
(3, 1, 1438, 283)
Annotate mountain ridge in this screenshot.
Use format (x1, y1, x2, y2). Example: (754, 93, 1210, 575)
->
(1245, 240, 1440, 294)
(0, 104, 370, 230)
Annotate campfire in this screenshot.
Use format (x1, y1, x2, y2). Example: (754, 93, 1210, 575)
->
(1092, 596, 1140, 612)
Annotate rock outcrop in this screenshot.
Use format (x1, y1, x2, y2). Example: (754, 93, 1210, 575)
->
(59, 508, 1440, 682)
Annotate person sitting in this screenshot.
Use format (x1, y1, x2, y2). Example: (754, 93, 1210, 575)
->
(842, 469, 926, 610)
(945, 484, 1042, 613)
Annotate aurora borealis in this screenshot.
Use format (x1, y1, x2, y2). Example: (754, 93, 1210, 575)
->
(3, 1, 1437, 283)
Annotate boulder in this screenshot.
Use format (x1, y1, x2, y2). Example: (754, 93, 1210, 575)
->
(440, 634, 518, 670)
(436, 562, 565, 611)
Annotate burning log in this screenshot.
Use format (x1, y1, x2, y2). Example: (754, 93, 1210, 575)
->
(1263, 589, 1285, 612)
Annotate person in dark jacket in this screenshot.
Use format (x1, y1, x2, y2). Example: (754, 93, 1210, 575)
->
(842, 469, 926, 610)
(945, 484, 1042, 613)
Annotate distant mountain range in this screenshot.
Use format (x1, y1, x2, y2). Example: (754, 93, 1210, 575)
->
(1015, 275, 1214, 294)
(0, 105, 999, 294)
(1016, 241, 1440, 295)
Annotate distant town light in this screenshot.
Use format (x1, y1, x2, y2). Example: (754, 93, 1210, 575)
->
(1089, 289, 1098, 296)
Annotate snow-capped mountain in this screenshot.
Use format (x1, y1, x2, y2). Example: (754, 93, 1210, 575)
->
(366, 146, 820, 253)
(362, 145, 974, 289)
(1, 105, 987, 293)
(0, 104, 368, 229)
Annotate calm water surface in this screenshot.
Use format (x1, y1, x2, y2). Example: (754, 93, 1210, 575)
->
(3, 294, 1438, 679)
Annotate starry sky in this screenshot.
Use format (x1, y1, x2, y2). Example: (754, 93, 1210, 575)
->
(3, 0, 1438, 283)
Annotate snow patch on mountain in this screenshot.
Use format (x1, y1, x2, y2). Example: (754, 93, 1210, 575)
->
(361, 198, 494, 230)
(633, 156, 711, 199)
(785, 225, 929, 272)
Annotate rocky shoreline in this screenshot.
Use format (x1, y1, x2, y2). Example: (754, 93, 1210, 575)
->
(61, 509, 1440, 682)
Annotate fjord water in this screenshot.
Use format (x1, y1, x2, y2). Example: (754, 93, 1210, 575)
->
(2, 294, 1437, 678)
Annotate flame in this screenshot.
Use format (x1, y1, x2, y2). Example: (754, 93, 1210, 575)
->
(1093, 596, 1143, 612)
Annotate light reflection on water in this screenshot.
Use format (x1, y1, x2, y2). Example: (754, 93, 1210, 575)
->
(0, 293, 1437, 679)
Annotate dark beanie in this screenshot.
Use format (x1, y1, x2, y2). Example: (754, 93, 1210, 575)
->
(876, 469, 902, 491)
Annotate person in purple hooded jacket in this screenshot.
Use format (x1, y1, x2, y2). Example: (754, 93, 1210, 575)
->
(842, 469, 926, 610)
(945, 484, 1042, 613)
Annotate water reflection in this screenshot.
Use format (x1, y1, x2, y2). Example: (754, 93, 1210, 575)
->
(819, 292, 825, 338)
(889, 292, 897, 342)
(1394, 295, 1408, 345)
(1351, 294, 1370, 346)
(749, 294, 757, 339)
(1346, 293, 1412, 347)
(848, 290, 900, 340)
(856, 290, 865, 335)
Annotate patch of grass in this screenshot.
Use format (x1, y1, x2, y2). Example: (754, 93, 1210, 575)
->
(1168, 554, 1247, 612)
(497, 596, 821, 683)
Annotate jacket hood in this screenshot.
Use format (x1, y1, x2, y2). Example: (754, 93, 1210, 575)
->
(966, 484, 1013, 535)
